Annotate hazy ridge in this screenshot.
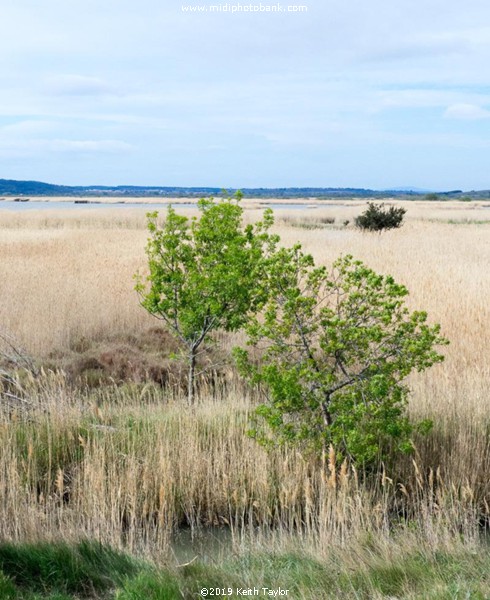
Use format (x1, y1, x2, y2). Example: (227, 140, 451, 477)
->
(0, 178, 474, 199)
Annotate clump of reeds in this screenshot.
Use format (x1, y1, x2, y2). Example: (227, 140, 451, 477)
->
(0, 371, 487, 558)
(278, 214, 336, 229)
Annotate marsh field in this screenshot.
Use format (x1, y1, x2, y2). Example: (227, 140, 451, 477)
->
(0, 199, 489, 599)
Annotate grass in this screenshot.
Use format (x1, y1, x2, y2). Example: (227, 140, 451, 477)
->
(0, 200, 489, 596)
(277, 214, 337, 229)
(0, 379, 487, 554)
(0, 540, 489, 599)
(0, 541, 138, 598)
(1, 201, 489, 363)
(439, 219, 490, 225)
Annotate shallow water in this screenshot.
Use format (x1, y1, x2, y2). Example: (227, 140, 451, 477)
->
(0, 200, 345, 212)
(248, 203, 344, 210)
(170, 527, 233, 564)
(0, 200, 196, 211)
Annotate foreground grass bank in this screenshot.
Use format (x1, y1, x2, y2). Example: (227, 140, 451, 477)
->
(0, 539, 489, 600)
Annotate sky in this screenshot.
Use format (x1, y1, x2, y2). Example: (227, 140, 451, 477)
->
(1, 0, 490, 190)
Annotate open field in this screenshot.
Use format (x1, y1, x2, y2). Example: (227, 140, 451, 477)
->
(1, 199, 489, 366)
(0, 200, 489, 597)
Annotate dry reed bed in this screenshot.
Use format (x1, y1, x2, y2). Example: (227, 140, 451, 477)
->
(1, 205, 489, 361)
(0, 377, 485, 556)
(0, 203, 489, 553)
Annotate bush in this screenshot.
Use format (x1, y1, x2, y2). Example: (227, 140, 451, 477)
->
(355, 203, 406, 232)
(234, 250, 447, 467)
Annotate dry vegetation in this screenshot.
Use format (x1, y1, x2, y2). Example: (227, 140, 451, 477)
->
(0, 200, 489, 567)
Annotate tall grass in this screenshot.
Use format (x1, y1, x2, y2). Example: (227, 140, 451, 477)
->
(0, 201, 489, 565)
(0, 373, 487, 559)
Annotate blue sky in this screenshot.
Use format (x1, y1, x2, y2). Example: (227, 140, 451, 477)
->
(1, 0, 490, 189)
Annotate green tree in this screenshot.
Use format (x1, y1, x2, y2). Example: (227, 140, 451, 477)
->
(234, 247, 448, 466)
(355, 202, 406, 232)
(135, 193, 276, 405)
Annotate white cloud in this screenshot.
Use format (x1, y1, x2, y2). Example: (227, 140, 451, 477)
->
(0, 138, 133, 158)
(0, 120, 56, 134)
(363, 33, 471, 63)
(369, 89, 490, 115)
(443, 103, 490, 120)
(48, 139, 133, 153)
(45, 75, 111, 96)
(2, 0, 490, 187)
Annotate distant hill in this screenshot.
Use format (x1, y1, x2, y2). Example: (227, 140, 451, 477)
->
(0, 179, 391, 198)
(0, 179, 74, 195)
(0, 178, 481, 199)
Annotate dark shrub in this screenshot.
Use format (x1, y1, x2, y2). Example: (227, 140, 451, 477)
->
(355, 202, 406, 232)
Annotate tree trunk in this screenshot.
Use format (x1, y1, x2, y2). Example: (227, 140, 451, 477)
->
(187, 347, 197, 406)
(321, 397, 332, 427)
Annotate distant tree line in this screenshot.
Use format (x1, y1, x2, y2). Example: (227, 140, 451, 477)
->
(0, 178, 483, 200)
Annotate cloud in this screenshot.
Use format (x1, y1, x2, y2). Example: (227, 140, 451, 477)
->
(49, 139, 133, 152)
(364, 34, 470, 63)
(370, 89, 490, 115)
(0, 120, 56, 134)
(3, 0, 490, 188)
(0, 138, 133, 158)
(45, 75, 111, 96)
(443, 103, 490, 120)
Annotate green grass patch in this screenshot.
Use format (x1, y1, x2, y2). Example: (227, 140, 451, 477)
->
(115, 572, 181, 600)
(0, 540, 490, 599)
(0, 541, 138, 598)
